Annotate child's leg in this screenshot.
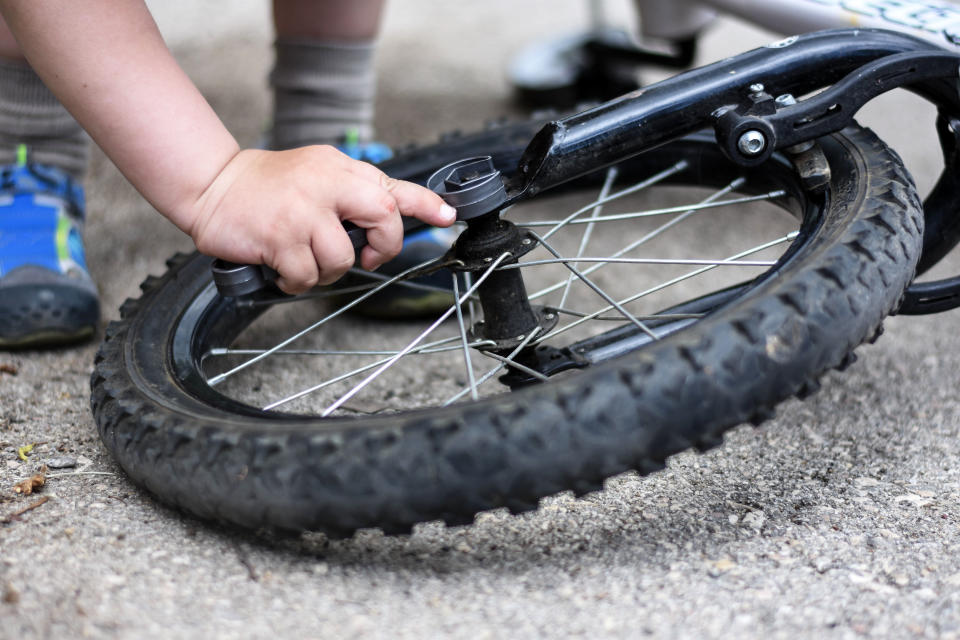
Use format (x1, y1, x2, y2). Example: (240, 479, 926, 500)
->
(273, 0, 384, 40)
(268, 0, 385, 151)
(270, 0, 457, 317)
(0, 16, 89, 177)
(0, 13, 98, 348)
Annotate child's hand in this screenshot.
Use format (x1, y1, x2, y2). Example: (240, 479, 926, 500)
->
(188, 146, 457, 294)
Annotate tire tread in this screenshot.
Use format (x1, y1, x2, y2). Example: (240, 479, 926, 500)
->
(90, 125, 923, 536)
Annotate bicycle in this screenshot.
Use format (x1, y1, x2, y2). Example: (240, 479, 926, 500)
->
(91, 0, 960, 536)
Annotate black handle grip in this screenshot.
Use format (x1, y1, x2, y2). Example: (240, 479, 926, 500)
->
(211, 218, 426, 296)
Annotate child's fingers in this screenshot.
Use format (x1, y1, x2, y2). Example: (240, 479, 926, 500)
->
(347, 161, 457, 227)
(387, 176, 457, 227)
(332, 173, 404, 269)
(359, 245, 388, 272)
(272, 213, 357, 292)
(310, 212, 358, 285)
(273, 244, 321, 294)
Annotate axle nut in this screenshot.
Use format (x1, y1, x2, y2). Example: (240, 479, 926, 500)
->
(427, 156, 508, 220)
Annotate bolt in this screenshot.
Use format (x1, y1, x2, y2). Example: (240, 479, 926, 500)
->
(484, 257, 493, 262)
(775, 93, 797, 107)
(786, 140, 815, 155)
(521, 238, 532, 245)
(737, 130, 767, 157)
(545, 313, 555, 320)
(749, 83, 765, 94)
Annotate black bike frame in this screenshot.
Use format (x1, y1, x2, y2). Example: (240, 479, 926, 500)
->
(504, 29, 960, 314)
(215, 28, 960, 312)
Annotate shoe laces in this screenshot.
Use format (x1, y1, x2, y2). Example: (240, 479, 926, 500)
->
(0, 162, 85, 216)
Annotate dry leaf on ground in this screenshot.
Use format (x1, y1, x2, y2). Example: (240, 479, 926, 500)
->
(2, 582, 19, 604)
(13, 467, 46, 495)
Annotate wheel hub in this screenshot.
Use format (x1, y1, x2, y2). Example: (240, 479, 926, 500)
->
(428, 157, 558, 352)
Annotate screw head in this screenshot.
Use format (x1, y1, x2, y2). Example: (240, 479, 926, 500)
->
(521, 238, 532, 245)
(775, 93, 797, 107)
(749, 83, 765, 94)
(737, 130, 767, 157)
(712, 106, 731, 119)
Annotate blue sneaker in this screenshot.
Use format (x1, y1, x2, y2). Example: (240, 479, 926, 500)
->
(0, 153, 98, 348)
(336, 128, 393, 164)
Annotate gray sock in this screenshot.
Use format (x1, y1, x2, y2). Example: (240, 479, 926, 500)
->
(268, 38, 377, 150)
(0, 58, 89, 179)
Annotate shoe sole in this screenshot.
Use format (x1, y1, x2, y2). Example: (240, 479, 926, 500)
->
(0, 282, 99, 349)
(0, 325, 95, 349)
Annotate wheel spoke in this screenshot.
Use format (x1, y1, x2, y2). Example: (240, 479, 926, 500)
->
(344, 267, 474, 297)
(207, 256, 444, 386)
(526, 161, 689, 242)
(552, 308, 704, 321)
(479, 350, 550, 382)
(558, 167, 618, 309)
(204, 337, 497, 361)
(519, 190, 786, 229)
(235, 282, 380, 307)
(320, 252, 513, 417)
(261, 335, 492, 411)
(538, 231, 798, 343)
(452, 273, 479, 401)
(464, 271, 477, 327)
(206, 347, 416, 359)
(234, 269, 461, 308)
(443, 328, 542, 406)
(531, 231, 659, 340)
(499, 257, 777, 269)
(527, 177, 746, 302)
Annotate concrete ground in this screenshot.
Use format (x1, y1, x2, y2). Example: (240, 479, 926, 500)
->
(2, 2, 960, 638)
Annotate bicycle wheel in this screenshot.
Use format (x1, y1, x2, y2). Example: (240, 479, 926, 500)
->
(91, 122, 922, 535)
